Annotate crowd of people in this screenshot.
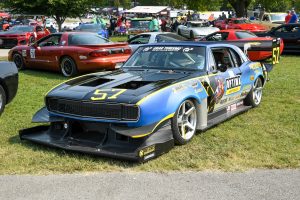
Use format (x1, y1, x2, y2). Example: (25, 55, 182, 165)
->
(285, 10, 298, 23)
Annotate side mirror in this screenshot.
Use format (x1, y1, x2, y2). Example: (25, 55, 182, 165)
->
(217, 64, 227, 72)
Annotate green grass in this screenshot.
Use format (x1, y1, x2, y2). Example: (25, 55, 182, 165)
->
(0, 56, 299, 174)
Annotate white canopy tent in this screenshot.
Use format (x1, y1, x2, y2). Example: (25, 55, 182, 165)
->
(125, 6, 169, 15)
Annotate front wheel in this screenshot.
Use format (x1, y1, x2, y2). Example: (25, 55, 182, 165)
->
(171, 99, 197, 145)
(0, 85, 6, 116)
(244, 78, 263, 107)
(12, 53, 25, 70)
(60, 56, 78, 77)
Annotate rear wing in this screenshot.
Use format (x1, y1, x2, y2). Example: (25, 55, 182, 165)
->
(198, 38, 281, 64)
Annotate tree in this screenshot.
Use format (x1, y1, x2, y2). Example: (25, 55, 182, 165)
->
(228, 0, 252, 17)
(3, 0, 93, 31)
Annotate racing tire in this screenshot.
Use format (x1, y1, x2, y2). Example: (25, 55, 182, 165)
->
(190, 31, 194, 39)
(244, 78, 263, 107)
(0, 85, 6, 116)
(12, 53, 26, 70)
(171, 99, 198, 145)
(60, 56, 78, 77)
(29, 36, 35, 44)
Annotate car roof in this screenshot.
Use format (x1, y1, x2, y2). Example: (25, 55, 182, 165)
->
(141, 41, 242, 49)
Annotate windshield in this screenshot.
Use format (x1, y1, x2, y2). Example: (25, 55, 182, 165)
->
(235, 31, 257, 39)
(8, 26, 34, 32)
(190, 22, 209, 27)
(77, 24, 104, 31)
(130, 20, 150, 29)
(123, 46, 206, 71)
(270, 14, 286, 21)
(233, 19, 251, 24)
(68, 33, 110, 45)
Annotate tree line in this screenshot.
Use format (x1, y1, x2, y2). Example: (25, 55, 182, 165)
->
(1, 0, 299, 31)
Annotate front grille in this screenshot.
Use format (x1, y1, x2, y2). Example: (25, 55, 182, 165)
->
(46, 98, 139, 121)
(0, 38, 18, 47)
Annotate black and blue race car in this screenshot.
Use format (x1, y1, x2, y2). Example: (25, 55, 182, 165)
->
(0, 62, 18, 116)
(20, 42, 273, 162)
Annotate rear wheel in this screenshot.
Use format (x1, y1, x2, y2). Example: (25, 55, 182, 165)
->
(0, 85, 6, 116)
(244, 78, 263, 107)
(12, 53, 25, 70)
(171, 99, 197, 145)
(60, 56, 78, 77)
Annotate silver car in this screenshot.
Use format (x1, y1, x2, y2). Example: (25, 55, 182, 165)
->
(177, 21, 220, 39)
(128, 32, 187, 52)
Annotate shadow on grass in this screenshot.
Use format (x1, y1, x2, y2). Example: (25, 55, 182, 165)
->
(8, 134, 139, 168)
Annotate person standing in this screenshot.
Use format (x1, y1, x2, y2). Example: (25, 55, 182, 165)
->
(149, 15, 159, 32)
(285, 10, 291, 23)
(289, 10, 298, 23)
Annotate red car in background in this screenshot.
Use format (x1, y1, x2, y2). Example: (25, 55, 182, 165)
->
(214, 18, 267, 33)
(8, 32, 131, 77)
(202, 29, 284, 61)
(0, 25, 50, 48)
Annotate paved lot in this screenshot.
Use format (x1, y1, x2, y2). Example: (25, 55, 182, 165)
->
(0, 49, 9, 57)
(0, 169, 299, 200)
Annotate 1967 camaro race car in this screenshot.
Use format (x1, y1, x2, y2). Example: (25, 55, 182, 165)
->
(20, 42, 274, 162)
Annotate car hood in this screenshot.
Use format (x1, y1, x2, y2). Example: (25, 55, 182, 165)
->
(191, 27, 220, 35)
(47, 69, 192, 104)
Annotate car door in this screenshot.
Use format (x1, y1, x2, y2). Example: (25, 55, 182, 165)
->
(205, 47, 243, 112)
(26, 35, 62, 69)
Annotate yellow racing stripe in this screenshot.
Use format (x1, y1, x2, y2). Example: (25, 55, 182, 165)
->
(131, 113, 175, 138)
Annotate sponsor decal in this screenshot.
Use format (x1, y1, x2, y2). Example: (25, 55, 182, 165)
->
(250, 75, 255, 81)
(139, 145, 155, 158)
(172, 84, 187, 93)
(226, 76, 241, 95)
(249, 62, 262, 70)
(22, 50, 27, 57)
(30, 49, 35, 59)
(79, 55, 87, 60)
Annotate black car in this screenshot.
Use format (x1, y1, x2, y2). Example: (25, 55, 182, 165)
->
(0, 62, 18, 115)
(256, 23, 300, 52)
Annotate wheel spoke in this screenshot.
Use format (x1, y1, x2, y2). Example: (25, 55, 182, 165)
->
(181, 102, 185, 114)
(185, 107, 195, 116)
(185, 121, 194, 130)
(181, 125, 186, 139)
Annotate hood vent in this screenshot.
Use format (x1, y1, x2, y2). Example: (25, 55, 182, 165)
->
(66, 75, 98, 86)
(80, 78, 114, 87)
(114, 81, 153, 90)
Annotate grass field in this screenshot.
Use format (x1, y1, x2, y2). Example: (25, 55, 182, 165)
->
(0, 55, 299, 174)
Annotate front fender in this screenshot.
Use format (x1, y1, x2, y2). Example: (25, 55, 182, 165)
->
(135, 79, 208, 127)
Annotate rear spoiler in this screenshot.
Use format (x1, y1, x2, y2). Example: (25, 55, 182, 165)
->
(198, 38, 281, 64)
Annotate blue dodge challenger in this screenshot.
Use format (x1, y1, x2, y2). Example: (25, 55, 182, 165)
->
(20, 42, 273, 162)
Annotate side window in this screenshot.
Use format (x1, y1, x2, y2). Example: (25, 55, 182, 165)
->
(206, 32, 228, 41)
(275, 26, 293, 33)
(208, 50, 216, 71)
(211, 48, 235, 71)
(229, 48, 243, 67)
(38, 35, 61, 47)
(128, 35, 150, 44)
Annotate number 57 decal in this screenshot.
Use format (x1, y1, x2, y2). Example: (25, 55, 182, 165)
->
(272, 47, 280, 64)
(91, 89, 127, 101)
